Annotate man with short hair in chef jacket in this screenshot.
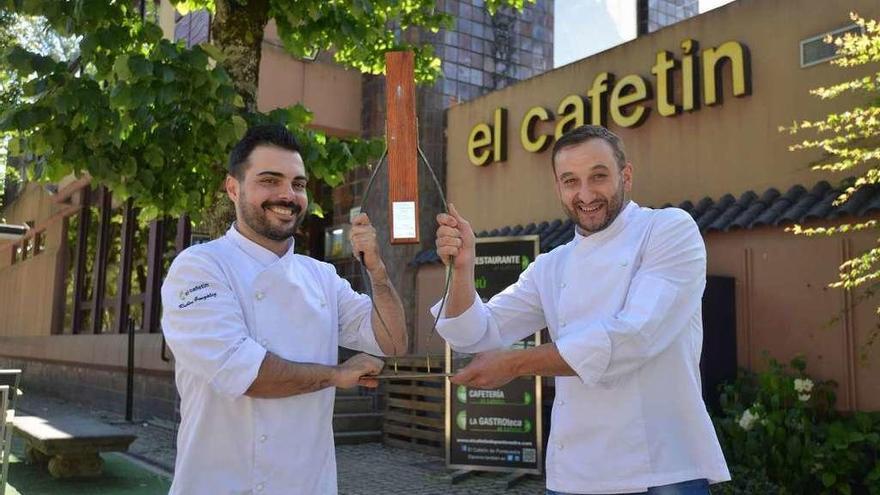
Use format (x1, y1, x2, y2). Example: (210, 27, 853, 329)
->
(433, 125, 730, 495)
(161, 124, 408, 495)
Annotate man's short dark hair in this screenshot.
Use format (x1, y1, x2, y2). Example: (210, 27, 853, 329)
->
(551, 125, 627, 172)
(228, 124, 301, 180)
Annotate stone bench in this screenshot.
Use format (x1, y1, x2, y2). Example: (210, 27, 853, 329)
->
(13, 415, 137, 478)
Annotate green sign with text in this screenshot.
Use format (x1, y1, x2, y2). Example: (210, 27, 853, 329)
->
(447, 235, 543, 474)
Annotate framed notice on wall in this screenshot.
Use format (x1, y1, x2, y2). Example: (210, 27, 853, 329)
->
(445, 235, 543, 475)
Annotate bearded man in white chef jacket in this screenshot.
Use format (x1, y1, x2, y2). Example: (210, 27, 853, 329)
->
(433, 125, 730, 495)
(161, 124, 408, 495)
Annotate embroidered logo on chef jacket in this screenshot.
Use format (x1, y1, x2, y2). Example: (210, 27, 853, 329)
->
(178, 283, 216, 309)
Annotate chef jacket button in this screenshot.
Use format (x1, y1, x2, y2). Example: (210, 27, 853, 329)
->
(260, 339, 268, 346)
(321, 300, 327, 308)
(560, 320, 566, 327)
(560, 282, 566, 288)
(260, 434, 267, 443)
(557, 443, 564, 451)
(256, 482, 264, 492)
(558, 400, 565, 407)
(255, 291, 264, 300)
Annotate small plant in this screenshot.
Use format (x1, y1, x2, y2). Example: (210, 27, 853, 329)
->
(712, 356, 880, 494)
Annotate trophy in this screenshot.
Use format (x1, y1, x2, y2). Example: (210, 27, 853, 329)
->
(358, 51, 453, 379)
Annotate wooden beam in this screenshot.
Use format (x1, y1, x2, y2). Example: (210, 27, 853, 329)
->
(143, 218, 165, 334)
(113, 198, 136, 334)
(51, 217, 70, 335)
(71, 188, 91, 334)
(385, 51, 419, 244)
(51, 175, 91, 205)
(89, 187, 112, 334)
(175, 215, 191, 254)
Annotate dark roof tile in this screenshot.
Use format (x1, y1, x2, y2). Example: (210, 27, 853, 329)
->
(677, 200, 695, 215)
(539, 219, 567, 251)
(708, 191, 757, 232)
(697, 194, 736, 231)
(752, 185, 806, 228)
(534, 221, 550, 235)
(833, 184, 874, 219)
(729, 188, 780, 231)
(856, 189, 880, 217)
(776, 181, 830, 226)
(802, 188, 839, 222)
(692, 197, 714, 218)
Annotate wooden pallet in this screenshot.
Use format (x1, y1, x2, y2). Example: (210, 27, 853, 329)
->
(381, 356, 446, 456)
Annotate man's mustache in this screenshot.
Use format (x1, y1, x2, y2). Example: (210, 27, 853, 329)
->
(262, 201, 303, 215)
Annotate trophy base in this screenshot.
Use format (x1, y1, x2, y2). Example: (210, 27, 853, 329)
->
(372, 372, 453, 379)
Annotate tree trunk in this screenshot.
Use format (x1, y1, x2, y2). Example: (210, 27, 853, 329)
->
(211, 0, 270, 112)
(200, 0, 270, 238)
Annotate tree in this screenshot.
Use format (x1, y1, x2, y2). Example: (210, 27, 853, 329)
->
(0, 11, 77, 217)
(782, 14, 880, 354)
(0, 0, 528, 225)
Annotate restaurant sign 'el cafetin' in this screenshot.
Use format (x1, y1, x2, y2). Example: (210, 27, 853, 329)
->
(467, 39, 752, 166)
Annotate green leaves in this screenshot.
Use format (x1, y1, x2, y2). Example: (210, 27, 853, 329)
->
(1, 0, 531, 224)
(1, 2, 245, 219)
(197, 42, 226, 63)
(269, 0, 529, 83)
(712, 356, 880, 493)
(113, 54, 131, 81)
(127, 55, 153, 79)
(782, 15, 880, 362)
(231, 115, 248, 140)
(143, 144, 164, 170)
(6, 45, 56, 74)
(253, 105, 384, 190)
(822, 472, 837, 488)
(171, 0, 216, 16)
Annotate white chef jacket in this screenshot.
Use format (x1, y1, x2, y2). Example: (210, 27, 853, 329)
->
(433, 202, 730, 494)
(161, 225, 384, 495)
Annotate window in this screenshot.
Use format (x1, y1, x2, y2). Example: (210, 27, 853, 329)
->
(8, 230, 47, 264)
(801, 24, 862, 68)
(23, 237, 34, 259)
(35, 231, 46, 254)
(11, 244, 21, 264)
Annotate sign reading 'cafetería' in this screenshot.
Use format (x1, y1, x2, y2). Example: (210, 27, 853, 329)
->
(446, 236, 543, 474)
(467, 39, 752, 166)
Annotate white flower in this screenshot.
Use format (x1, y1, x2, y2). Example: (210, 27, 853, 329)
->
(738, 408, 759, 431)
(794, 378, 814, 393)
(798, 393, 811, 402)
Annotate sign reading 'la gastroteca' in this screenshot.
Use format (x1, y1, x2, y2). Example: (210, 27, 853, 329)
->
(467, 39, 752, 166)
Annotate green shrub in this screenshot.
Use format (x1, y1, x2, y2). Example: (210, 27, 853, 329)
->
(712, 356, 880, 494)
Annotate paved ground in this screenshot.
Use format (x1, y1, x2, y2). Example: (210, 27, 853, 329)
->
(336, 444, 544, 495)
(14, 391, 547, 495)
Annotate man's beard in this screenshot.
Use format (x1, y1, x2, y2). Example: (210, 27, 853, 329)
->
(238, 190, 305, 242)
(563, 179, 626, 235)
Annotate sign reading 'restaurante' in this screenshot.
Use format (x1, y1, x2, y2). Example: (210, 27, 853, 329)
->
(467, 39, 752, 166)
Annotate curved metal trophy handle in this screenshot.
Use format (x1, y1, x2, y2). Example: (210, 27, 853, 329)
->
(358, 143, 453, 376)
(357, 50, 452, 377)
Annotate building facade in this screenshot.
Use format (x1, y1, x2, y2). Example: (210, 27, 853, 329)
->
(412, 0, 880, 417)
